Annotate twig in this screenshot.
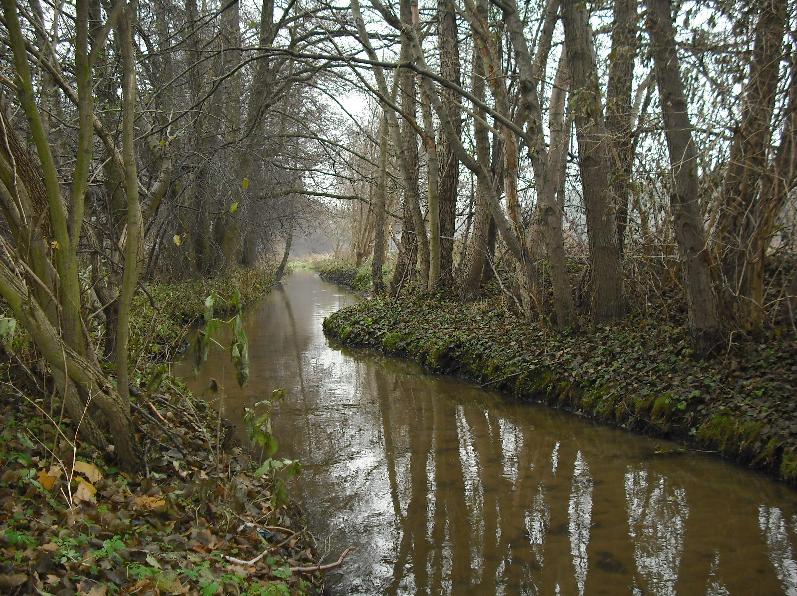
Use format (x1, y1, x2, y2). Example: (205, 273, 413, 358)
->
(222, 531, 298, 566)
(290, 546, 354, 574)
(144, 397, 168, 425)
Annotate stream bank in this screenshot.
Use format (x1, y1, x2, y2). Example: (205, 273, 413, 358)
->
(0, 266, 323, 594)
(323, 294, 797, 483)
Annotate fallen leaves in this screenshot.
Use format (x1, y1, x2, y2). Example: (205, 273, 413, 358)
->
(0, 386, 322, 595)
(133, 495, 166, 512)
(73, 461, 103, 484)
(73, 478, 97, 505)
(37, 466, 61, 491)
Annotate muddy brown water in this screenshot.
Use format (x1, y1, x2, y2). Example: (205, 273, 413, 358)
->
(175, 270, 797, 595)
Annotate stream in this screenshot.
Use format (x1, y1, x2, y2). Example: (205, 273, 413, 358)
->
(175, 270, 797, 595)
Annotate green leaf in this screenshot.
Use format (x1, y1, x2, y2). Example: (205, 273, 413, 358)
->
(229, 201, 239, 214)
(272, 565, 292, 579)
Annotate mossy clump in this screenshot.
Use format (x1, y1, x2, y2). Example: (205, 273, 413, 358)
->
(697, 414, 737, 451)
(696, 414, 763, 456)
(779, 450, 797, 482)
(651, 394, 674, 422)
(382, 332, 404, 352)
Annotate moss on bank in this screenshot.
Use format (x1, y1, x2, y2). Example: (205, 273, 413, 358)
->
(323, 296, 797, 483)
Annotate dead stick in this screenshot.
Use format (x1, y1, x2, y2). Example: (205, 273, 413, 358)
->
(144, 398, 169, 425)
(223, 532, 297, 566)
(290, 546, 354, 574)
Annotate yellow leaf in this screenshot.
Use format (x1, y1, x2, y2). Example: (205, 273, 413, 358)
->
(50, 240, 60, 250)
(173, 234, 183, 247)
(134, 495, 166, 511)
(242, 177, 250, 190)
(37, 470, 57, 491)
(73, 460, 102, 483)
(229, 201, 239, 215)
(73, 478, 97, 505)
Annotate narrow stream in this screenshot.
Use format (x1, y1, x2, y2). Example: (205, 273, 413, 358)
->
(176, 270, 797, 595)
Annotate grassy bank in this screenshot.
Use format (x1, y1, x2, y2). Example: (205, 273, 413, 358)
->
(130, 267, 275, 363)
(0, 267, 325, 594)
(323, 296, 797, 483)
(309, 257, 391, 292)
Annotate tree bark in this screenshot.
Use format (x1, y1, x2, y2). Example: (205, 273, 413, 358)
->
(275, 224, 293, 281)
(561, 0, 625, 322)
(716, 0, 787, 331)
(372, 113, 390, 294)
(437, 0, 461, 287)
(115, 0, 142, 405)
(463, 0, 492, 295)
(605, 0, 637, 255)
(646, 0, 722, 356)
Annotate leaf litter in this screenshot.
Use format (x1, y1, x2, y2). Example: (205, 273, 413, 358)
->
(0, 375, 328, 595)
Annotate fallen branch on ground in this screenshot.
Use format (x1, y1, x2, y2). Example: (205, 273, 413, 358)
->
(290, 546, 354, 574)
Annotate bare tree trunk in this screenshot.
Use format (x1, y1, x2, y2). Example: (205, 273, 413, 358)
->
(351, 0, 428, 295)
(421, 81, 442, 288)
(715, 0, 786, 331)
(275, 224, 293, 281)
(463, 0, 491, 295)
(605, 0, 637, 255)
(535, 54, 575, 328)
(489, 0, 571, 325)
(437, 0, 461, 287)
(372, 114, 389, 293)
(186, 0, 212, 275)
(647, 0, 722, 356)
(561, 0, 625, 322)
(115, 0, 142, 405)
(401, 0, 429, 287)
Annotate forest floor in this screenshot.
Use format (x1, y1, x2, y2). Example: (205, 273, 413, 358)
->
(0, 267, 325, 594)
(324, 292, 797, 483)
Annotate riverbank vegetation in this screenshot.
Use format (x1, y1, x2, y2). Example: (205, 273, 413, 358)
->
(311, 258, 393, 293)
(1, 266, 329, 593)
(325, 295, 797, 481)
(309, 0, 797, 482)
(0, 0, 333, 586)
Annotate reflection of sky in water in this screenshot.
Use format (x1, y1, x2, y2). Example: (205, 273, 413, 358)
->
(181, 272, 797, 595)
(569, 451, 593, 596)
(625, 469, 688, 596)
(759, 505, 797, 594)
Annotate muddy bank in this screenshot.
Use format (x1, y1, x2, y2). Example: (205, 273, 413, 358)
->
(323, 296, 797, 483)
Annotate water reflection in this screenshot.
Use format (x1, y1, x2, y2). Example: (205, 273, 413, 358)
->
(625, 470, 688, 595)
(176, 271, 797, 595)
(759, 506, 797, 593)
(569, 451, 593, 595)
